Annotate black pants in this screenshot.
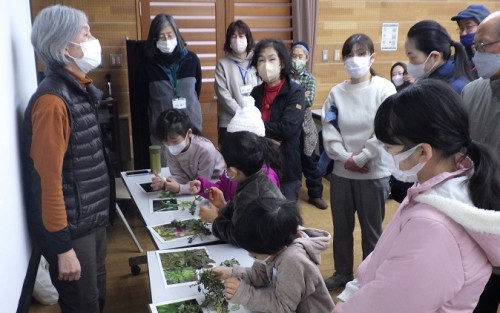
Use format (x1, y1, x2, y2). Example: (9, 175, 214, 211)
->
(473, 273, 500, 313)
(301, 151, 323, 198)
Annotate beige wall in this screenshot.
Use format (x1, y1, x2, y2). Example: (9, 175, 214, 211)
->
(313, 0, 500, 108)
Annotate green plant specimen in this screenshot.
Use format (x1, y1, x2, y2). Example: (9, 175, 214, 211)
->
(155, 298, 202, 313)
(157, 192, 203, 215)
(219, 258, 240, 267)
(197, 270, 229, 313)
(152, 219, 211, 243)
(159, 248, 215, 286)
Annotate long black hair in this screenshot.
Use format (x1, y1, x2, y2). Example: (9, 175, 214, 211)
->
(407, 20, 474, 82)
(374, 79, 500, 210)
(144, 14, 186, 60)
(223, 20, 254, 54)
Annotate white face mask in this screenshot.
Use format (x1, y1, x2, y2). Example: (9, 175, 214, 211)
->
(391, 144, 426, 183)
(406, 54, 432, 79)
(165, 135, 188, 156)
(292, 58, 307, 72)
(392, 74, 404, 87)
(69, 39, 102, 74)
(344, 55, 372, 79)
(258, 62, 281, 83)
(472, 51, 500, 79)
(230, 37, 247, 54)
(157, 38, 177, 54)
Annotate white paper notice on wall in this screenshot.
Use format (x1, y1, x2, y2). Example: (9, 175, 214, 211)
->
(381, 23, 399, 51)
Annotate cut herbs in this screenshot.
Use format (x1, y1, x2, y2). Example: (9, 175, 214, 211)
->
(151, 219, 212, 244)
(154, 193, 203, 215)
(157, 248, 214, 287)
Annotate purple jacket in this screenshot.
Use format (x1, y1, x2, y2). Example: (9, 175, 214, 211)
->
(196, 165, 280, 201)
(338, 157, 500, 312)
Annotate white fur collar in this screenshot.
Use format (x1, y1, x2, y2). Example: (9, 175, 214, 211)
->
(414, 192, 500, 235)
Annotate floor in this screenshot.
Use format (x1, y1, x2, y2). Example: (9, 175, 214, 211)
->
(27, 177, 398, 312)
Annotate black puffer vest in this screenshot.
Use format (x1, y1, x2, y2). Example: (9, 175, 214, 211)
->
(23, 67, 113, 249)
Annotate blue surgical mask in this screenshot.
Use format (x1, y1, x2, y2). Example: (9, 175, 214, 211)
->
(460, 33, 475, 49)
(472, 51, 500, 79)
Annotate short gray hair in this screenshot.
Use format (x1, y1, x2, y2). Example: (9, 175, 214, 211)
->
(31, 5, 88, 67)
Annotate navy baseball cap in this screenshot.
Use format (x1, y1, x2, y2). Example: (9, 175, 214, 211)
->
(292, 41, 309, 53)
(451, 4, 490, 24)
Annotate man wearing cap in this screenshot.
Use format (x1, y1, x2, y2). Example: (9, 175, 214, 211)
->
(451, 4, 491, 77)
(460, 11, 500, 313)
(290, 41, 328, 210)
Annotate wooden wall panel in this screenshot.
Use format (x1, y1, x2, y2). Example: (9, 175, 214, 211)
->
(313, 0, 500, 109)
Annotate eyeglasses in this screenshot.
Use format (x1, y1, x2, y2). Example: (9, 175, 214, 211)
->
(456, 24, 477, 35)
(157, 33, 175, 41)
(473, 40, 500, 53)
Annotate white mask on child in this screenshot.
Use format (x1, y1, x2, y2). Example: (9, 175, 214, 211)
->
(391, 144, 426, 183)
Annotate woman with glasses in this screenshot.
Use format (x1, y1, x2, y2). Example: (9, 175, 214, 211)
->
(405, 20, 474, 94)
(144, 14, 202, 166)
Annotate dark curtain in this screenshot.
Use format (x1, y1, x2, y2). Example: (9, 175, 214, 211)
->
(126, 40, 151, 170)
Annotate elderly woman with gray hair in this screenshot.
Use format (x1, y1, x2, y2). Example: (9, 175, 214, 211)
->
(24, 5, 114, 313)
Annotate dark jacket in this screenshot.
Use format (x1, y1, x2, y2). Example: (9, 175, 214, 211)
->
(145, 48, 203, 135)
(251, 78, 305, 182)
(23, 66, 114, 256)
(212, 170, 285, 245)
(428, 60, 471, 94)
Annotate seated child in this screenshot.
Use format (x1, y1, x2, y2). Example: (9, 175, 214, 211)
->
(189, 96, 280, 201)
(151, 109, 225, 194)
(198, 130, 285, 245)
(212, 197, 335, 313)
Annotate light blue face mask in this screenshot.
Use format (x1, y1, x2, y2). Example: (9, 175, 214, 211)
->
(472, 51, 500, 79)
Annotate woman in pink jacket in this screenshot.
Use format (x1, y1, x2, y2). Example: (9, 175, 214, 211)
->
(333, 79, 500, 313)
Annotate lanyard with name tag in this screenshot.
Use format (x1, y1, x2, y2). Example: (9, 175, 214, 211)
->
(172, 97, 187, 109)
(239, 84, 253, 96)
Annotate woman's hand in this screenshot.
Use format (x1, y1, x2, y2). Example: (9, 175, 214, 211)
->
(344, 157, 369, 173)
(208, 187, 226, 209)
(211, 266, 233, 280)
(224, 277, 241, 300)
(199, 202, 219, 223)
(151, 173, 165, 191)
(189, 179, 201, 195)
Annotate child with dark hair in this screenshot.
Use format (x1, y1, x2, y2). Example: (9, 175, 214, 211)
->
(333, 79, 500, 312)
(198, 130, 285, 245)
(150, 109, 225, 194)
(188, 96, 280, 202)
(211, 197, 334, 313)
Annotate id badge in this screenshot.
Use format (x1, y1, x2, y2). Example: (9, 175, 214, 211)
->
(239, 84, 253, 95)
(172, 97, 187, 109)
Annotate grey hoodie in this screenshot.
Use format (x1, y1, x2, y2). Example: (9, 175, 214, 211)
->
(231, 227, 335, 313)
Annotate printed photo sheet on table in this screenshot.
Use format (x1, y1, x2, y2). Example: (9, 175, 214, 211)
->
(147, 244, 255, 305)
